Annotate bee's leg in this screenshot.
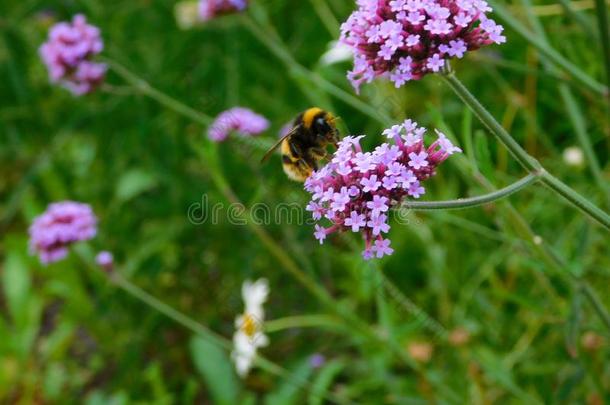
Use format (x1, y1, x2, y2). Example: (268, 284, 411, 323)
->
(296, 158, 314, 176)
(289, 141, 302, 158)
(309, 147, 327, 160)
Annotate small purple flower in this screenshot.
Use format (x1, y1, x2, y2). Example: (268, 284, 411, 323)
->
(345, 211, 367, 232)
(426, 54, 445, 72)
(314, 225, 328, 244)
(331, 187, 351, 212)
(361, 175, 381, 192)
(199, 0, 248, 21)
(304, 120, 460, 259)
(382, 175, 398, 190)
(306, 202, 325, 220)
(368, 213, 390, 236)
(39, 14, 106, 95)
(362, 247, 375, 260)
(340, 0, 506, 91)
(434, 130, 463, 155)
(385, 162, 404, 176)
(408, 182, 426, 198)
(208, 107, 269, 142)
(29, 201, 97, 264)
(383, 125, 402, 140)
(309, 354, 326, 369)
(373, 238, 394, 258)
(366, 195, 389, 217)
(354, 152, 376, 173)
(96, 251, 114, 271)
(408, 151, 429, 170)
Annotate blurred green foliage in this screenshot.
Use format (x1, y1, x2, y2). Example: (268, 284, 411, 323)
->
(1, 0, 609, 403)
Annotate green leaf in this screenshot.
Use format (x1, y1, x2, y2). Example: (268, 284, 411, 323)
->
(265, 358, 313, 405)
(2, 251, 30, 324)
(190, 336, 239, 405)
(308, 360, 345, 405)
(85, 391, 129, 405)
(43, 363, 66, 400)
(565, 291, 582, 358)
(114, 169, 158, 203)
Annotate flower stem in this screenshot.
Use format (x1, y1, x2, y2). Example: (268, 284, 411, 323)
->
(488, 0, 608, 96)
(110, 272, 230, 350)
(239, 14, 392, 126)
(581, 282, 610, 332)
(442, 72, 610, 231)
(103, 57, 213, 126)
(402, 173, 539, 210)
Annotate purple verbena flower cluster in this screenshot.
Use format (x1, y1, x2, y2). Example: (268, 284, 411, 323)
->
(39, 14, 107, 95)
(29, 201, 97, 264)
(305, 119, 461, 260)
(199, 0, 248, 21)
(340, 0, 506, 92)
(208, 107, 270, 142)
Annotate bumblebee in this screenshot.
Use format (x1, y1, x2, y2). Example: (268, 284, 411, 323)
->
(261, 107, 340, 182)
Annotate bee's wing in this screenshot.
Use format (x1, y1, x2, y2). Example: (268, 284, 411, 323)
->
(260, 125, 302, 164)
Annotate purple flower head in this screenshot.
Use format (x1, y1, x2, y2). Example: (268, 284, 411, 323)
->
(29, 201, 97, 264)
(199, 0, 248, 21)
(304, 120, 461, 259)
(39, 14, 106, 95)
(309, 353, 326, 369)
(96, 251, 114, 271)
(208, 107, 269, 142)
(340, 0, 506, 91)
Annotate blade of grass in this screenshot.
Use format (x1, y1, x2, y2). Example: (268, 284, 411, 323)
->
(488, 0, 609, 96)
(593, 0, 610, 93)
(557, 0, 598, 39)
(520, 0, 609, 206)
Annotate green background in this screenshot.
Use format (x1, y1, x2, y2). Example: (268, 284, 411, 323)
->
(1, 0, 609, 403)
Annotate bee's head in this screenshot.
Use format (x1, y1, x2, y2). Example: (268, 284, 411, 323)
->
(313, 115, 339, 144)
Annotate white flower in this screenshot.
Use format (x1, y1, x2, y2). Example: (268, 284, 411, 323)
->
(320, 41, 353, 65)
(174, 1, 200, 30)
(563, 146, 584, 167)
(231, 278, 269, 377)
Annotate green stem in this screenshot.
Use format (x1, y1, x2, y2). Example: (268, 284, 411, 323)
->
(308, 0, 339, 36)
(442, 71, 539, 170)
(581, 282, 610, 332)
(443, 72, 610, 231)
(488, 0, 608, 96)
(240, 14, 392, 126)
(402, 174, 539, 210)
(593, 0, 610, 94)
(103, 57, 213, 126)
(265, 315, 343, 333)
(111, 272, 230, 349)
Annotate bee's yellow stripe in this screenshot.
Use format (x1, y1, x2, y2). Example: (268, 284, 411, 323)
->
(302, 107, 324, 129)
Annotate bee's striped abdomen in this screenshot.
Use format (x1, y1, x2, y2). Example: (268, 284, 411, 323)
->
(281, 137, 312, 182)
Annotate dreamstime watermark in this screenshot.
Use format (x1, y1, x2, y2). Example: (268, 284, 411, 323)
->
(187, 194, 423, 226)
